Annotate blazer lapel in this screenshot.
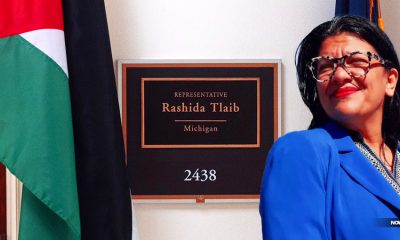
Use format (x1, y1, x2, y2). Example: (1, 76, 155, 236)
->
(323, 123, 400, 211)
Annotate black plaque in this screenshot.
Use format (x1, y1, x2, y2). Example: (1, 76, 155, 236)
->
(120, 62, 279, 202)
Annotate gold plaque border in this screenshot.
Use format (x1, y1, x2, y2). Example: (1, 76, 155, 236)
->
(141, 77, 260, 148)
(122, 63, 278, 150)
(132, 194, 260, 203)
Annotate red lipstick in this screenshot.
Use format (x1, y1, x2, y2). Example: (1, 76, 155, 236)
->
(334, 86, 359, 98)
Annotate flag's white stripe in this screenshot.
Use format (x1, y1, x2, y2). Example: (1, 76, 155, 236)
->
(20, 29, 69, 77)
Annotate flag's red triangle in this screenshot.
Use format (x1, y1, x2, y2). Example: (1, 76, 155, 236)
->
(0, 0, 64, 38)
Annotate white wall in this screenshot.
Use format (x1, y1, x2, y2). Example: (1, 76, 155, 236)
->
(104, 0, 400, 239)
(381, 1, 400, 51)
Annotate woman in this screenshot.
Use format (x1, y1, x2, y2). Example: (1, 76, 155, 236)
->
(260, 15, 400, 239)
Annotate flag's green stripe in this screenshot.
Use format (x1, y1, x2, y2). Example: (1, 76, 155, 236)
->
(20, 187, 79, 240)
(0, 35, 80, 239)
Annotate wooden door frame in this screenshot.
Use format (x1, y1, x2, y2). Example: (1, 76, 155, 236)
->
(0, 164, 6, 240)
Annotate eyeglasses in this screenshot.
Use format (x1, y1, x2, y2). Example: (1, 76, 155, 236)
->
(308, 51, 387, 83)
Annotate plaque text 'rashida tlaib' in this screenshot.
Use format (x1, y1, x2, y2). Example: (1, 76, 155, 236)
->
(141, 78, 260, 148)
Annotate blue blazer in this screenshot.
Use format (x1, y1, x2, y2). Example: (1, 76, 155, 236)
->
(260, 123, 400, 239)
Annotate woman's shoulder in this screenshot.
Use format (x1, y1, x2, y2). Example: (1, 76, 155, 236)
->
(274, 126, 333, 148)
(268, 127, 336, 170)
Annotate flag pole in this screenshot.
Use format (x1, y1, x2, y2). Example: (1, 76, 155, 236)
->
(377, 0, 384, 30)
(369, 0, 374, 22)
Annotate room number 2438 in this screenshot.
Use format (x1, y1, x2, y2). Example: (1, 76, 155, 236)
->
(184, 169, 216, 182)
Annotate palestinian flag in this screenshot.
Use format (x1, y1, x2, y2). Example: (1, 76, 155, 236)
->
(0, 0, 80, 239)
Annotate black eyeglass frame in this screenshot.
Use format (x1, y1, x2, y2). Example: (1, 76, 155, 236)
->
(307, 51, 388, 83)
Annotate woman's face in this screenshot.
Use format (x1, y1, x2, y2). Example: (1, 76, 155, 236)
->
(316, 32, 398, 129)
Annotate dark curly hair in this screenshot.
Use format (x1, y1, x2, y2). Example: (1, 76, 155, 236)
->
(296, 15, 400, 148)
